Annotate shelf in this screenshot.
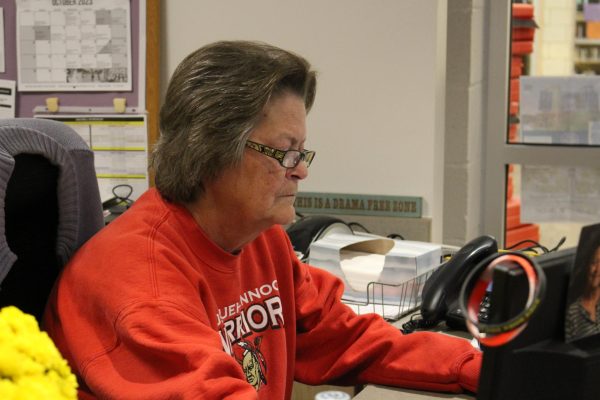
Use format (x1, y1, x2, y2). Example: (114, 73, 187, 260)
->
(575, 38, 600, 46)
(575, 59, 600, 65)
(574, 8, 600, 74)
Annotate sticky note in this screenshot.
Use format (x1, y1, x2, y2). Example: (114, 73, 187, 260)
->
(113, 98, 126, 113)
(46, 97, 59, 113)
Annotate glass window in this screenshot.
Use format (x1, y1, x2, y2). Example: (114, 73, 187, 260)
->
(483, 0, 600, 250)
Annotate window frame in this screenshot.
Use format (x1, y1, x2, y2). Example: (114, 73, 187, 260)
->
(482, 0, 600, 246)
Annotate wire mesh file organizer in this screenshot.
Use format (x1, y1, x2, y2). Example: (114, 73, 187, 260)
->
(342, 265, 442, 322)
(306, 231, 456, 322)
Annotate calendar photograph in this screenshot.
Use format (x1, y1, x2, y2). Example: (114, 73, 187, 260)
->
(16, 0, 132, 92)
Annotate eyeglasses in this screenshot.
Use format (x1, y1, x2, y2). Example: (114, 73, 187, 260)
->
(245, 140, 316, 169)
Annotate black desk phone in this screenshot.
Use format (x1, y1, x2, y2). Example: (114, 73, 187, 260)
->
(420, 235, 498, 330)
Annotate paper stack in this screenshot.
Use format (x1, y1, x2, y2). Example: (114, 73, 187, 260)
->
(308, 232, 442, 305)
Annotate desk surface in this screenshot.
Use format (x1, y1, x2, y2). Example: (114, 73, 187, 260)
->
(353, 385, 474, 400)
(351, 317, 476, 400)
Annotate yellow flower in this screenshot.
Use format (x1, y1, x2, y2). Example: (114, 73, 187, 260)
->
(0, 306, 78, 400)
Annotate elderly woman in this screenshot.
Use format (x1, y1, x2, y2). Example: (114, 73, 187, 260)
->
(44, 41, 481, 399)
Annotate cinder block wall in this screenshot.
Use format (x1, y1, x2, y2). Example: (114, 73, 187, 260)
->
(443, 0, 487, 247)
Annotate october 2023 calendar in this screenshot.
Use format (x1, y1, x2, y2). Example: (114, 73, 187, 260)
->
(16, 0, 132, 92)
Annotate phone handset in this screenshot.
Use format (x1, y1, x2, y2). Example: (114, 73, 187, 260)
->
(418, 235, 498, 330)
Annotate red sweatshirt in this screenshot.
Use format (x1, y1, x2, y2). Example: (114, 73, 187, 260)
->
(43, 188, 481, 399)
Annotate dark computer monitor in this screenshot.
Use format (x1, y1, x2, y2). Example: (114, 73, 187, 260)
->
(477, 242, 600, 400)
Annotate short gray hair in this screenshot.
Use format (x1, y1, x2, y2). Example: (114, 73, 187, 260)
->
(153, 40, 317, 203)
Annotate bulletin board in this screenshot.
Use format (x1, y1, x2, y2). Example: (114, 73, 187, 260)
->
(0, 0, 160, 197)
(0, 0, 159, 116)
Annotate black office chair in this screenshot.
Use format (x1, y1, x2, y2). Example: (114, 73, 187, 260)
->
(0, 118, 104, 322)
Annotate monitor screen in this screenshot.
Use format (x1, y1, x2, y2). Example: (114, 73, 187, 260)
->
(564, 222, 600, 343)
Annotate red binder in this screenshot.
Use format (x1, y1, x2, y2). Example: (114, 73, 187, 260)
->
(512, 40, 534, 55)
(512, 3, 534, 19)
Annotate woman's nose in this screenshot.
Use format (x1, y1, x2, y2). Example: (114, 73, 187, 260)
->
(287, 161, 309, 180)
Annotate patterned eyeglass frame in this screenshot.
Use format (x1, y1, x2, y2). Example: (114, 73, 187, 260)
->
(245, 140, 315, 168)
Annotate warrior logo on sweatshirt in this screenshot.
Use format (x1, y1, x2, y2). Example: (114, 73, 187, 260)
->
(233, 336, 268, 391)
(216, 280, 283, 364)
